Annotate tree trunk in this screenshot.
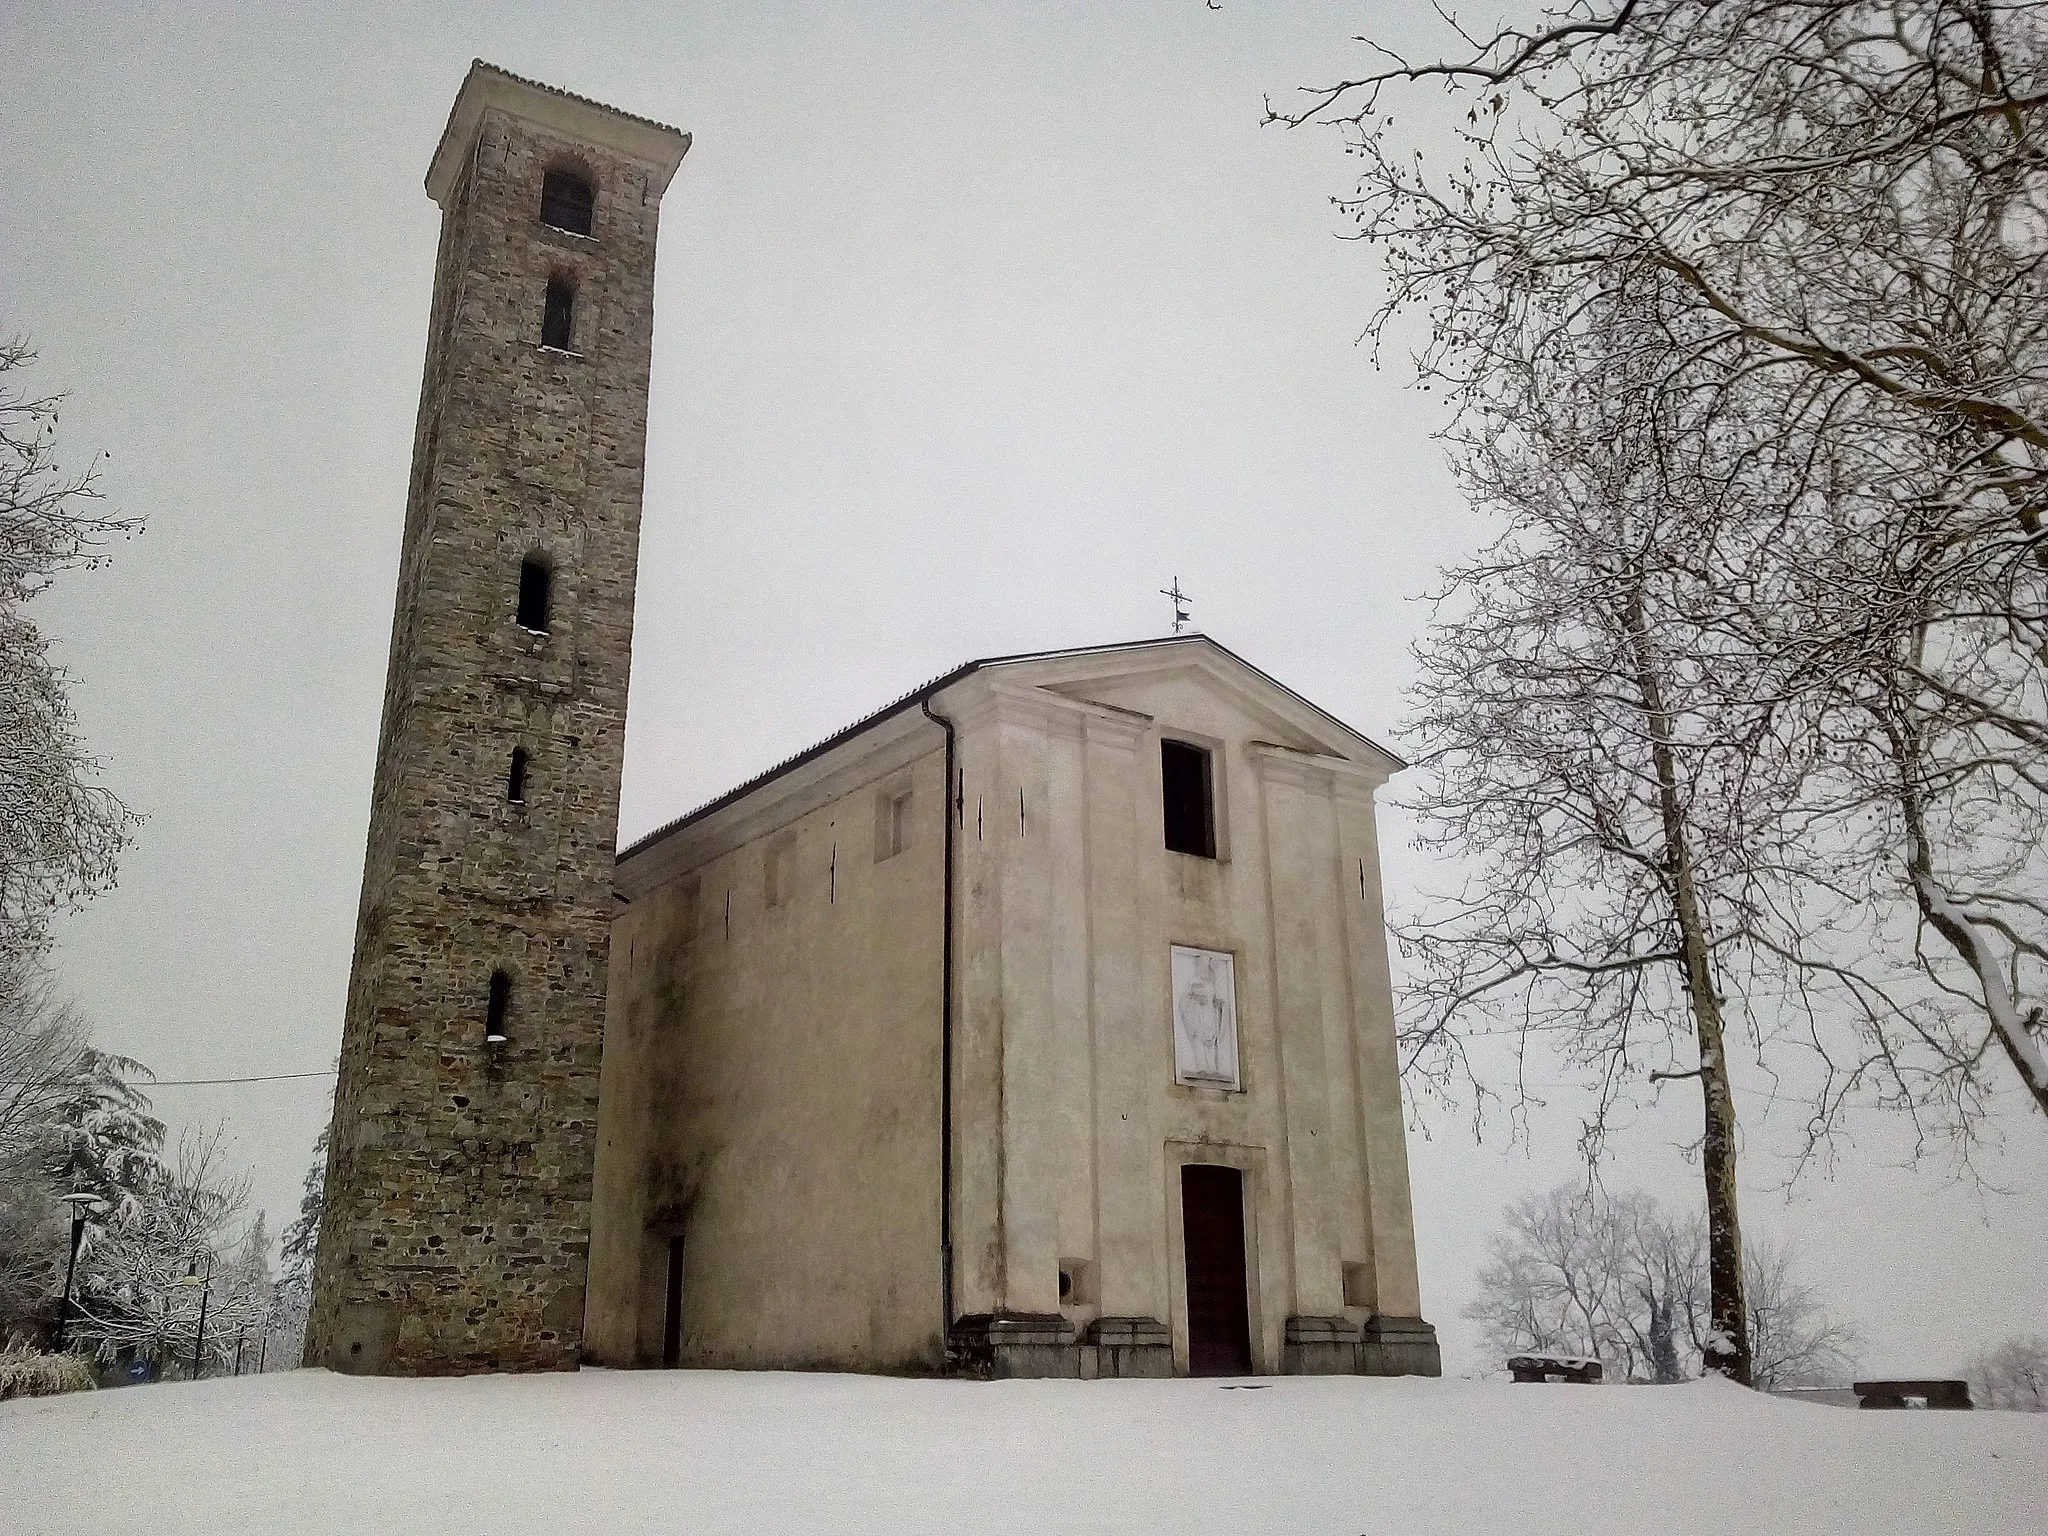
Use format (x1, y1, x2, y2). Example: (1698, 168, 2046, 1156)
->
(1625, 591, 1753, 1386)
(1646, 1291, 1682, 1385)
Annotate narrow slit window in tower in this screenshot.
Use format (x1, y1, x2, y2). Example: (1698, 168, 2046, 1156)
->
(1161, 739, 1216, 858)
(662, 1235, 685, 1367)
(517, 558, 551, 632)
(542, 277, 575, 350)
(485, 970, 511, 1044)
(507, 747, 529, 804)
(540, 169, 595, 235)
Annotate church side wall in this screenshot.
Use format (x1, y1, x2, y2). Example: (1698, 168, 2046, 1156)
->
(584, 882, 679, 1366)
(587, 743, 949, 1371)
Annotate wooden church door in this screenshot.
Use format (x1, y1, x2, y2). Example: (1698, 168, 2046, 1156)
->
(1180, 1164, 1253, 1375)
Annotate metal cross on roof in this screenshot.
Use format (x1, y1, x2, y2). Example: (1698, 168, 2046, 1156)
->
(1160, 577, 1192, 635)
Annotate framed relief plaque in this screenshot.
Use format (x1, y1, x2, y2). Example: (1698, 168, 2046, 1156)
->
(1171, 945, 1240, 1089)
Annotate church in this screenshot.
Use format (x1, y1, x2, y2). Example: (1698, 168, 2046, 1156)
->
(306, 62, 1439, 1382)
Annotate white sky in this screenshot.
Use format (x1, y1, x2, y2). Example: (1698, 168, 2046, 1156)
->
(4, 1, 2042, 1376)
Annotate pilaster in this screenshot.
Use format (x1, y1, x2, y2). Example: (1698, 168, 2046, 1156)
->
(1250, 745, 1347, 1321)
(1082, 707, 1167, 1326)
(1331, 768, 1425, 1321)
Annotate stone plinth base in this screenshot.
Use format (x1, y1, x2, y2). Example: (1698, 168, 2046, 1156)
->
(1284, 1315, 1360, 1375)
(950, 1313, 1079, 1379)
(1359, 1314, 1441, 1377)
(1087, 1316, 1174, 1379)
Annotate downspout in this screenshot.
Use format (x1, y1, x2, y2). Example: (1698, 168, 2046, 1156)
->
(921, 697, 958, 1358)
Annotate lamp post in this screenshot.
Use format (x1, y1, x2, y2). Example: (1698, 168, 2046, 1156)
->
(175, 1253, 215, 1381)
(52, 1192, 104, 1352)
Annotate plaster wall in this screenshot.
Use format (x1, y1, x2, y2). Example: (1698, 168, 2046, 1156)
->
(588, 642, 1428, 1377)
(587, 731, 949, 1371)
(945, 656, 1420, 1374)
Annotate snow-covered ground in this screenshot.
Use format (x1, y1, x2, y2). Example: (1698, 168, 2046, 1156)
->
(5, 1369, 2042, 1534)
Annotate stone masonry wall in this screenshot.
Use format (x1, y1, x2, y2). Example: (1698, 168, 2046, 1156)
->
(306, 87, 675, 1374)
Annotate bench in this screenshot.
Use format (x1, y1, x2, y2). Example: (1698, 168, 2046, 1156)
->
(1852, 1379, 1972, 1410)
(1508, 1354, 1603, 1384)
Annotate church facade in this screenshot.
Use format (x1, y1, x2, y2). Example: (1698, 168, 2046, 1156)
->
(310, 63, 1438, 1380)
(585, 639, 1440, 1378)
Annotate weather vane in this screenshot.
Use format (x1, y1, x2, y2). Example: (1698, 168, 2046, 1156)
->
(1160, 576, 1192, 635)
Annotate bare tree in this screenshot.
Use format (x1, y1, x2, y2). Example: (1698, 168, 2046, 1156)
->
(0, 336, 140, 969)
(0, 1174, 65, 1346)
(1278, 3, 2048, 1121)
(205, 1211, 276, 1376)
(66, 1126, 249, 1374)
(1394, 284, 1841, 1381)
(0, 958, 81, 1190)
(1468, 1182, 1860, 1385)
(1273, 4, 2046, 490)
(1466, 1182, 1703, 1381)
(0, 950, 84, 1341)
(1964, 1333, 2048, 1408)
(1743, 1235, 1864, 1389)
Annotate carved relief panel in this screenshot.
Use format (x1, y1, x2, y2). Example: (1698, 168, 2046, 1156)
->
(1170, 944, 1240, 1089)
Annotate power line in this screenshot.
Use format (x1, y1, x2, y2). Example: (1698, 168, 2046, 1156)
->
(137, 1070, 336, 1087)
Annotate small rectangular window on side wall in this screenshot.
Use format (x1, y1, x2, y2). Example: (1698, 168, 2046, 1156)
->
(874, 787, 913, 862)
(765, 833, 795, 908)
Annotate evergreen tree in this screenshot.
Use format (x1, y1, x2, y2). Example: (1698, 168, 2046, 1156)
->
(277, 1123, 325, 1288)
(44, 1047, 165, 1219)
(270, 1124, 326, 1369)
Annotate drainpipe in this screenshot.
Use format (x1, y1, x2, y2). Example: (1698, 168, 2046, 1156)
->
(920, 697, 958, 1357)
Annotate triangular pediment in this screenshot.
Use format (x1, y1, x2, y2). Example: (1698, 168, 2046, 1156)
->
(989, 637, 1402, 775)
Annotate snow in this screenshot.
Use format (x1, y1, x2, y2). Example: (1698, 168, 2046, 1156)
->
(5, 1369, 2043, 1534)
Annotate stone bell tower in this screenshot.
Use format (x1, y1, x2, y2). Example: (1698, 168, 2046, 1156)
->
(306, 62, 689, 1374)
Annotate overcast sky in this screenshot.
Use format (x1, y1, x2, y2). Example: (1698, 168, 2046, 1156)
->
(4, 1, 2043, 1376)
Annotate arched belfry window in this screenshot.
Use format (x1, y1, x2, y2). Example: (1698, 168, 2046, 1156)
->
(540, 169, 594, 236)
(485, 970, 511, 1044)
(517, 557, 552, 632)
(541, 277, 575, 351)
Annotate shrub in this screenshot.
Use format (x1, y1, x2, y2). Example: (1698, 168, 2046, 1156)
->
(0, 1344, 96, 1401)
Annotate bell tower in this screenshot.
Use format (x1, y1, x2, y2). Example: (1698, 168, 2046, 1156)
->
(306, 62, 689, 1374)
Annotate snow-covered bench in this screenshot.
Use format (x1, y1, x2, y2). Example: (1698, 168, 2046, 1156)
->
(1853, 1379, 1972, 1409)
(1507, 1355, 1603, 1384)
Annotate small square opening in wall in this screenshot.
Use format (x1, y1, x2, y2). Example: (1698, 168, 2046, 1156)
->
(1343, 1261, 1375, 1309)
(874, 786, 913, 862)
(764, 833, 796, 908)
(1161, 739, 1216, 858)
(1058, 1259, 1097, 1307)
(677, 877, 701, 945)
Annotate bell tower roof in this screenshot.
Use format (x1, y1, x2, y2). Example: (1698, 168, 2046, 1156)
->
(425, 59, 691, 207)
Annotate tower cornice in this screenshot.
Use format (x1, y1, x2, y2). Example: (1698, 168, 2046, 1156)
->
(426, 59, 691, 208)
